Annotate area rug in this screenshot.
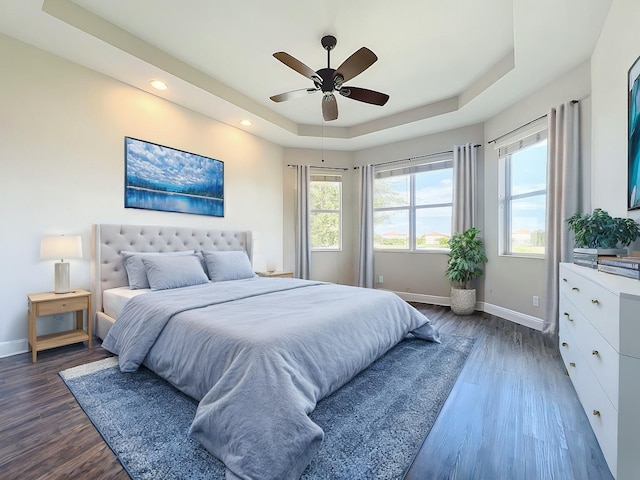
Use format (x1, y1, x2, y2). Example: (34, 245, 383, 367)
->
(60, 334, 475, 480)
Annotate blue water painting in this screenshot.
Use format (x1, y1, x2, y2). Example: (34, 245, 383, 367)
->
(125, 137, 224, 217)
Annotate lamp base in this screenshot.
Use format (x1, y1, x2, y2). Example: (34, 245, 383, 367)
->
(54, 262, 70, 294)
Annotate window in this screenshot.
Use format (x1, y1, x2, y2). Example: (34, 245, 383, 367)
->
(310, 174, 342, 250)
(498, 127, 548, 256)
(373, 158, 453, 251)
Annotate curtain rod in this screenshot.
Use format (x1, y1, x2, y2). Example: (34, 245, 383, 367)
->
(287, 164, 348, 171)
(488, 99, 579, 144)
(354, 144, 481, 169)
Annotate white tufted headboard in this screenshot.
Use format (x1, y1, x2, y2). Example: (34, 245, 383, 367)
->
(91, 224, 253, 320)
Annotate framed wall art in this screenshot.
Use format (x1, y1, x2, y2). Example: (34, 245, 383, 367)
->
(124, 137, 224, 217)
(628, 55, 640, 210)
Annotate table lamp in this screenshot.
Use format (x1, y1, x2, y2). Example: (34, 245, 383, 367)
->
(40, 235, 83, 293)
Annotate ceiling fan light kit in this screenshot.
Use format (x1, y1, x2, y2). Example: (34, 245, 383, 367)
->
(270, 35, 389, 121)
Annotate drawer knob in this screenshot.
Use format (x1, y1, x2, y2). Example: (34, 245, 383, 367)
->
(591, 299, 599, 305)
(572, 287, 580, 292)
(562, 342, 569, 347)
(563, 312, 574, 322)
(569, 362, 576, 367)
(592, 350, 599, 356)
(593, 410, 600, 417)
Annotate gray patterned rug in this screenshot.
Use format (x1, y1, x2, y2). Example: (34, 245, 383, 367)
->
(60, 334, 475, 480)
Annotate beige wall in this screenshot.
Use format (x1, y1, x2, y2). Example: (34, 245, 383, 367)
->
(353, 124, 485, 300)
(2, 1, 634, 354)
(282, 148, 356, 285)
(0, 34, 285, 356)
(483, 61, 592, 324)
(591, 0, 640, 225)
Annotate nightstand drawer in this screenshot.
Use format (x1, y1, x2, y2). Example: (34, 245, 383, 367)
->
(34, 296, 89, 316)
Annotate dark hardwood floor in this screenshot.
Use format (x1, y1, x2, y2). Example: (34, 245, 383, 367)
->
(0, 305, 612, 480)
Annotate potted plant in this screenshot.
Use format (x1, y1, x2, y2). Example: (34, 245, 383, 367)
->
(567, 208, 640, 252)
(445, 227, 488, 315)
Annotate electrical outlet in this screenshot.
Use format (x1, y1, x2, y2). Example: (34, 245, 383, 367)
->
(377, 275, 384, 284)
(532, 296, 540, 307)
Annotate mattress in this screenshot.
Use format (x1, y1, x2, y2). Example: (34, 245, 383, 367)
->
(102, 286, 149, 319)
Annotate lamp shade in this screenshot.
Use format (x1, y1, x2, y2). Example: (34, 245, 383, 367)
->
(40, 235, 83, 261)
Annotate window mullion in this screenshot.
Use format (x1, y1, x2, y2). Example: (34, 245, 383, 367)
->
(410, 173, 416, 251)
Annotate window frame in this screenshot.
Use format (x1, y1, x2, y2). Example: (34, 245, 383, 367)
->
(497, 127, 548, 258)
(373, 157, 453, 253)
(309, 173, 343, 252)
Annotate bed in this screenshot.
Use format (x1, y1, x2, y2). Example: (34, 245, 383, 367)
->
(92, 224, 440, 480)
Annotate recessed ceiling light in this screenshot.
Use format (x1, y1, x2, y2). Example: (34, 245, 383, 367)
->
(150, 80, 168, 90)
(240, 120, 252, 126)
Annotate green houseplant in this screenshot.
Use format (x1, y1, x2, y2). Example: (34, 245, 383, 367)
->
(567, 208, 640, 250)
(445, 227, 488, 315)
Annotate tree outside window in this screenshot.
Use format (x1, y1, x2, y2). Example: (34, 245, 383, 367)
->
(310, 175, 342, 250)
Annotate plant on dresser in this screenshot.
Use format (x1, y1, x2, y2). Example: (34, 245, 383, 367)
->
(558, 263, 640, 479)
(567, 208, 640, 250)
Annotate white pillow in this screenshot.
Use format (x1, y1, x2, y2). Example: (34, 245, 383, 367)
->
(141, 255, 209, 290)
(122, 250, 195, 289)
(202, 250, 255, 282)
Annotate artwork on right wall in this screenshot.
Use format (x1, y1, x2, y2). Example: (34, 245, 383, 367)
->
(628, 55, 640, 211)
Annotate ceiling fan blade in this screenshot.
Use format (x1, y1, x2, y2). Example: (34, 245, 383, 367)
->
(273, 52, 321, 83)
(270, 88, 318, 103)
(322, 93, 338, 121)
(339, 86, 389, 106)
(334, 47, 377, 83)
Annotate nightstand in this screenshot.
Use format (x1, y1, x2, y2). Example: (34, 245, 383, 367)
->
(27, 289, 92, 363)
(256, 271, 294, 278)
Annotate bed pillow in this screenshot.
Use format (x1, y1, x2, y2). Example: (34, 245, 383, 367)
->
(202, 250, 255, 282)
(122, 250, 195, 289)
(141, 254, 209, 290)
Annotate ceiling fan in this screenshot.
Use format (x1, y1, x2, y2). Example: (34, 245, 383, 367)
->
(270, 35, 389, 121)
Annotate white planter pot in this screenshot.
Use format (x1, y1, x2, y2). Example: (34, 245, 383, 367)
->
(450, 287, 476, 315)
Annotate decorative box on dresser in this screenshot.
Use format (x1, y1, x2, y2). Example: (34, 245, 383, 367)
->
(559, 263, 640, 480)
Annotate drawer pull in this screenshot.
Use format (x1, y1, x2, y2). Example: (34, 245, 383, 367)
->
(563, 312, 574, 322)
(592, 350, 599, 356)
(591, 299, 599, 305)
(562, 342, 569, 347)
(572, 287, 580, 292)
(569, 362, 576, 367)
(593, 410, 600, 417)
(61, 303, 67, 307)
(562, 277, 568, 282)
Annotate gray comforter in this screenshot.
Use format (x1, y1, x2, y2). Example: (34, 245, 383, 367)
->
(102, 277, 439, 480)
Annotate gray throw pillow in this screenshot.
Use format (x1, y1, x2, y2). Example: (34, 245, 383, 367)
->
(141, 254, 209, 290)
(122, 251, 195, 289)
(202, 250, 255, 282)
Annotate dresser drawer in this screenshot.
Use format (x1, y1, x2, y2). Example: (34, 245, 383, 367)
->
(34, 296, 89, 316)
(560, 267, 620, 351)
(560, 294, 620, 408)
(560, 329, 618, 477)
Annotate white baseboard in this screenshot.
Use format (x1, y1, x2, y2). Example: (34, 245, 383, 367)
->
(0, 339, 28, 359)
(396, 291, 451, 306)
(395, 291, 544, 332)
(480, 302, 544, 331)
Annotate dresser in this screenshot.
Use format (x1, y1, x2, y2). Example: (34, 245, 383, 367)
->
(558, 263, 640, 479)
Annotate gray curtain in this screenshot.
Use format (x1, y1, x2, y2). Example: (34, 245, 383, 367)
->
(295, 165, 311, 279)
(357, 165, 374, 288)
(452, 143, 477, 233)
(544, 101, 580, 334)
